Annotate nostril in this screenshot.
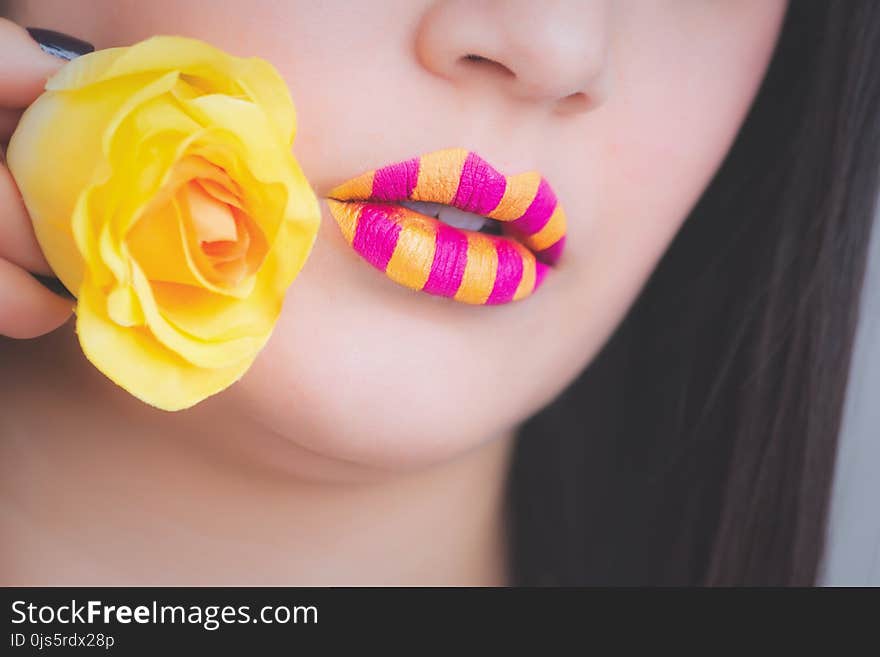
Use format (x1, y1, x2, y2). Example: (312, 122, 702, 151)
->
(460, 53, 516, 78)
(555, 91, 593, 116)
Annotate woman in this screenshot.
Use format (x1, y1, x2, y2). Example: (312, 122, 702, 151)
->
(0, 1, 877, 585)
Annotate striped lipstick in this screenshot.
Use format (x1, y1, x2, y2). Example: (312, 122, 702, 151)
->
(326, 148, 566, 305)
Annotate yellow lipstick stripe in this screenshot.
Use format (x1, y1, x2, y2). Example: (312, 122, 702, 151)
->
(453, 232, 499, 304)
(325, 198, 358, 244)
(486, 172, 542, 222)
(410, 148, 469, 205)
(327, 171, 375, 202)
(385, 213, 438, 290)
(512, 242, 537, 301)
(526, 204, 567, 252)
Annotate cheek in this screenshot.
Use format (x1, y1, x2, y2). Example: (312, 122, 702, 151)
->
(602, 0, 787, 234)
(606, 1, 786, 204)
(562, 0, 788, 338)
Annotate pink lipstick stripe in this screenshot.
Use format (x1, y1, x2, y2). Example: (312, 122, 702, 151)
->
(535, 236, 566, 266)
(451, 152, 508, 216)
(352, 204, 402, 270)
(486, 238, 524, 305)
(371, 158, 420, 201)
(509, 178, 556, 236)
(423, 222, 469, 297)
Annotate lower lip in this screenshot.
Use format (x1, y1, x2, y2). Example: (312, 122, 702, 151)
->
(327, 199, 550, 305)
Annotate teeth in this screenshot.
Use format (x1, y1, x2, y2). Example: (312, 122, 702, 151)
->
(399, 200, 442, 218)
(399, 200, 488, 232)
(438, 206, 489, 231)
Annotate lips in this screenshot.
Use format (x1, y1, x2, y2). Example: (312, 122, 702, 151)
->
(326, 148, 566, 305)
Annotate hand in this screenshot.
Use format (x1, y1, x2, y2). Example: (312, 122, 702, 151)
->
(0, 19, 78, 338)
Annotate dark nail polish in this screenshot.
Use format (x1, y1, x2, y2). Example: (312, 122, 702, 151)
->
(26, 27, 94, 61)
(33, 274, 75, 300)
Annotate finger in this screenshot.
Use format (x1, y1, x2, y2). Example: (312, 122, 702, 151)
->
(0, 161, 53, 274)
(0, 257, 73, 338)
(0, 19, 66, 109)
(0, 108, 23, 141)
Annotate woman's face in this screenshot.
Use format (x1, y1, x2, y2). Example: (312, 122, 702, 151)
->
(13, 0, 787, 473)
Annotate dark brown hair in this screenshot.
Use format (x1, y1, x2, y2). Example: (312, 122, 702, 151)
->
(508, 0, 880, 586)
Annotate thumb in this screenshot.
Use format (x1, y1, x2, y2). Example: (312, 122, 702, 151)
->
(0, 19, 93, 108)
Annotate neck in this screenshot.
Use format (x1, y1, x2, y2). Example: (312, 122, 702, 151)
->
(0, 326, 513, 585)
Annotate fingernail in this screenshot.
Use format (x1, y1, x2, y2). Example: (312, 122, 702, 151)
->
(32, 274, 75, 300)
(26, 27, 94, 61)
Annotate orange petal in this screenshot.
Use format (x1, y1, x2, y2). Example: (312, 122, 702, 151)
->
(126, 200, 203, 288)
(182, 180, 237, 243)
(196, 178, 243, 209)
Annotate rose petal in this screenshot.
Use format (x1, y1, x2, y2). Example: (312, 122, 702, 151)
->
(152, 281, 277, 342)
(76, 274, 255, 412)
(47, 36, 237, 95)
(129, 263, 264, 369)
(231, 56, 297, 145)
(100, 71, 181, 157)
(182, 95, 288, 185)
(126, 198, 204, 289)
(46, 35, 297, 146)
(106, 284, 144, 327)
(201, 217, 251, 263)
(183, 180, 237, 243)
(175, 195, 257, 295)
(196, 178, 243, 209)
(150, 212, 308, 344)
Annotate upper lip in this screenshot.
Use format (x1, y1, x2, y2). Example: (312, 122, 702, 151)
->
(327, 148, 566, 265)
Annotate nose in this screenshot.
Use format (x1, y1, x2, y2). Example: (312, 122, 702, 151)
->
(415, 0, 610, 112)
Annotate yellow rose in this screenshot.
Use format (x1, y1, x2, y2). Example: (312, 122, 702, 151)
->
(7, 36, 320, 411)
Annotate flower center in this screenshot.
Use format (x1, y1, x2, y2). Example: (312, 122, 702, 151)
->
(127, 157, 268, 293)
